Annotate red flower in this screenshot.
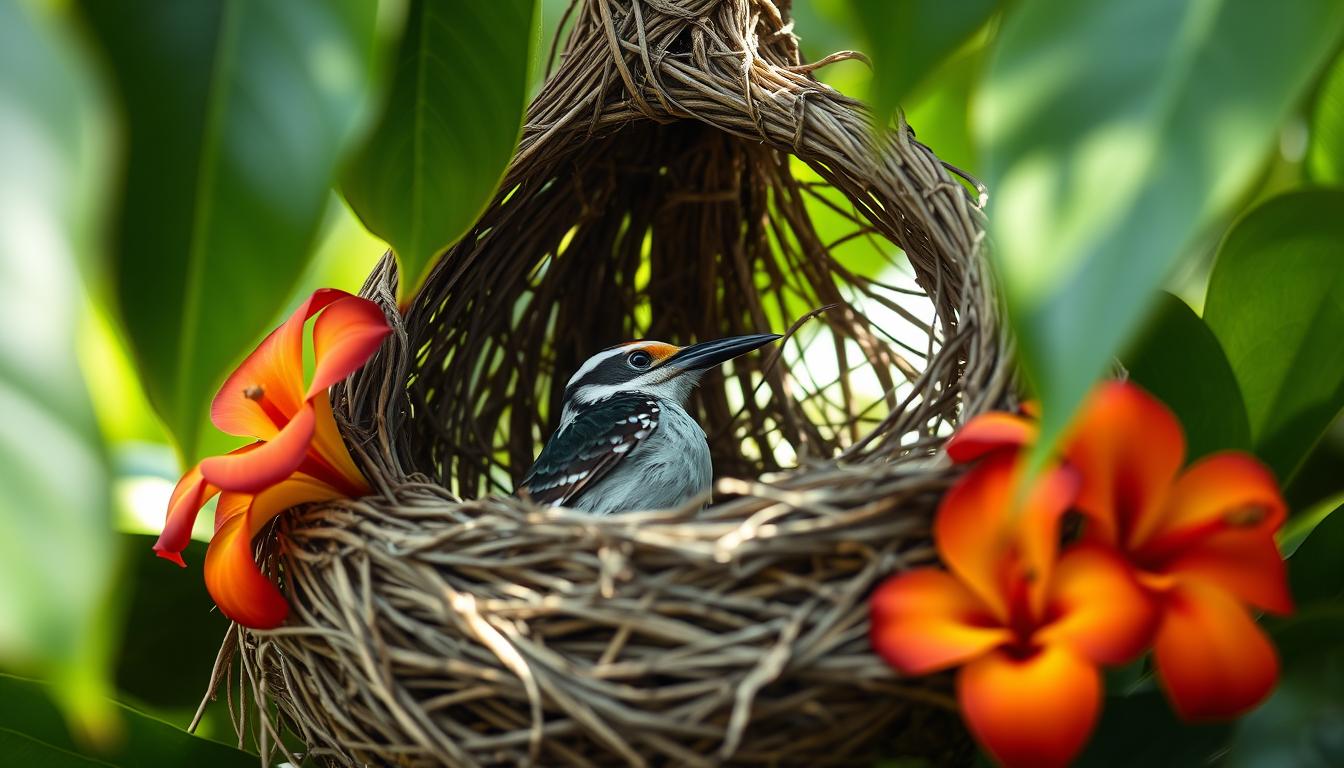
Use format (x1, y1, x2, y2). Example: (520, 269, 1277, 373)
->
(948, 381, 1292, 719)
(871, 455, 1158, 768)
(155, 289, 390, 628)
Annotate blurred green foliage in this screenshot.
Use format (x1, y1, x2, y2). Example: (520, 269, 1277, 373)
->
(0, 0, 118, 740)
(974, 0, 1344, 459)
(1, 0, 1343, 763)
(1123, 292, 1251, 461)
(80, 0, 384, 464)
(1205, 189, 1344, 483)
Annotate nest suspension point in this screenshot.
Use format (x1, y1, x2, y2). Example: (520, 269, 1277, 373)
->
(222, 0, 1009, 765)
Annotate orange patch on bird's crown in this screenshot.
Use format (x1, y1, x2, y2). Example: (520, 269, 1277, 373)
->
(619, 340, 680, 362)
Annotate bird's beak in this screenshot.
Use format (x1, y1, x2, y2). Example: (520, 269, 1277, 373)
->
(661, 333, 781, 373)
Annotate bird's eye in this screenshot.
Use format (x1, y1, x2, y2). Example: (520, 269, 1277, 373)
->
(628, 350, 653, 369)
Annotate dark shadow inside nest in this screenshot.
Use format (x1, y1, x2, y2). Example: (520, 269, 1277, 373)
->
(385, 119, 969, 505)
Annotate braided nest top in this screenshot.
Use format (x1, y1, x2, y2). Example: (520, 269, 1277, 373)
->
(221, 1, 1010, 765)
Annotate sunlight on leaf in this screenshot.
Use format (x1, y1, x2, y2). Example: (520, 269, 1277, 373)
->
(976, 0, 1344, 456)
(1204, 189, 1344, 483)
(844, 0, 997, 130)
(342, 0, 539, 307)
(80, 0, 382, 462)
(0, 0, 118, 740)
(1309, 50, 1344, 184)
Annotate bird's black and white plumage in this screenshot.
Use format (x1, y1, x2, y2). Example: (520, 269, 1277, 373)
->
(518, 334, 779, 515)
(520, 392, 662, 506)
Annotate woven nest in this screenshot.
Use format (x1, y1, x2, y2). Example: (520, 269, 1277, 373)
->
(216, 0, 1012, 765)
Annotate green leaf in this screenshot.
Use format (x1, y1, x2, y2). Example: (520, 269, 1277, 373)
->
(1309, 51, 1344, 184)
(1204, 189, 1344, 482)
(1123, 292, 1251, 461)
(1280, 491, 1344, 557)
(342, 0, 539, 306)
(0, 0, 118, 736)
(976, 0, 1344, 455)
(0, 674, 253, 767)
(79, 0, 381, 461)
(1287, 500, 1344, 607)
(115, 537, 229, 709)
(843, 0, 997, 128)
(1225, 609, 1344, 768)
(1073, 689, 1231, 767)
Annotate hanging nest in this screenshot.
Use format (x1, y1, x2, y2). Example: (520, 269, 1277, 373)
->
(220, 0, 1011, 765)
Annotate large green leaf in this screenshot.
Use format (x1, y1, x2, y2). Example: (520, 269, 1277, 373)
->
(1204, 189, 1344, 482)
(80, 0, 381, 461)
(0, 0, 117, 735)
(1123, 292, 1251, 461)
(1309, 50, 1344, 184)
(0, 674, 254, 767)
(843, 0, 997, 129)
(976, 0, 1344, 453)
(342, 0, 539, 306)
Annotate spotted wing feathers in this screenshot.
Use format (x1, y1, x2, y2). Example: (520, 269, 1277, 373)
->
(520, 393, 661, 506)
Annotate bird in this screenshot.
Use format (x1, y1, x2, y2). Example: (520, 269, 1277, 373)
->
(518, 333, 781, 515)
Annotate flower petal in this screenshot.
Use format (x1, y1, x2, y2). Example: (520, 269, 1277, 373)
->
(203, 508, 289, 629)
(153, 463, 219, 567)
(304, 393, 370, 496)
(936, 454, 1079, 622)
(946, 412, 1037, 464)
(958, 646, 1101, 768)
(1036, 544, 1158, 665)
(1066, 381, 1186, 550)
(209, 288, 347, 439)
(305, 295, 391, 398)
(1163, 527, 1293, 614)
(214, 491, 251, 534)
(200, 402, 316, 493)
(870, 569, 1010, 675)
(244, 472, 346, 539)
(1143, 453, 1286, 556)
(1153, 579, 1280, 720)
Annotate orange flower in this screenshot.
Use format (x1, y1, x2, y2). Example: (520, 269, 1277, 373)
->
(154, 289, 390, 628)
(871, 455, 1157, 768)
(948, 381, 1293, 719)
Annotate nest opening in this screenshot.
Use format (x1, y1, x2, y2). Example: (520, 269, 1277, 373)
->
(223, 1, 1011, 765)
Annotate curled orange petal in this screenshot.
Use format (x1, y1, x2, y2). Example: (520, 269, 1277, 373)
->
(200, 402, 316, 493)
(244, 472, 347, 539)
(1036, 544, 1158, 665)
(957, 645, 1101, 768)
(154, 463, 218, 567)
(935, 454, 1078, 623)
(1153, 579, 1279, 720)
(209, 288, 349, 439)
(946, 412, 1037, 464)
(203, 509, 289, 629)
(1066, 381, 1185, 549)
(870, 569, 1010, 675)
(306, 295, 391, 398)
(305, 393, 371, 495)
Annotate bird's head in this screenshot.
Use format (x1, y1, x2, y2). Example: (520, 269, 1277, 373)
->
(560, 333, 780, 420)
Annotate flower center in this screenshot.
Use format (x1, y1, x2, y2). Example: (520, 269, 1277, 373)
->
(243, 384, 291, 429)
